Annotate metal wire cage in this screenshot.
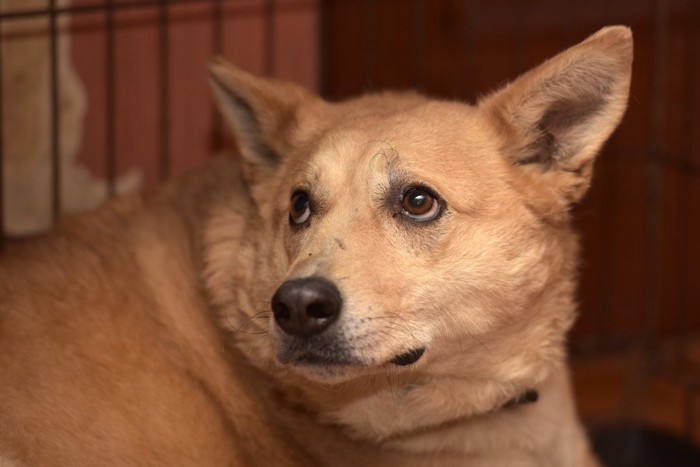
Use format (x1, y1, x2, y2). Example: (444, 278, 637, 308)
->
(0, 0, 303, 238)
(1, 0, 699, 464)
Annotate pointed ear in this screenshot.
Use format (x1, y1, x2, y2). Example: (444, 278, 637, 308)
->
(208, 58, 320, 185)
(479, 26, 633, 213)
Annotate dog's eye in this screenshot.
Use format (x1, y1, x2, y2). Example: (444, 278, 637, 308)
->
(401, 187, 440, 221)
(289, 191, 311, 224)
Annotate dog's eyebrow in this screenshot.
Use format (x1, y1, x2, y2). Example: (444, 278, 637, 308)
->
(372, 155, 413, 213)
(368, 145, 403, 182)
(289, 161, 321, 184)
(290, 162, 322, 185)
(386, 164, 411, 192)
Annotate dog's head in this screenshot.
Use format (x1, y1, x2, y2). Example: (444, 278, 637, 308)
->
(205, 27, 632, 437)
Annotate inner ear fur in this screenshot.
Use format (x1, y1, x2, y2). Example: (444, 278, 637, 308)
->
(479, 26, 633, 212)
(208, 58, 321, 186)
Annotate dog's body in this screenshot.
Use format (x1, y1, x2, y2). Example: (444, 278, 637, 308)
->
(0, 27, 632, 466)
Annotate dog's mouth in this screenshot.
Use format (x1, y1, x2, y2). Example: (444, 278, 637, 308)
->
(283, 347, 427, 369)
(277, 336, 426, 370)
(277, 335, 362, 368)
(286, 352, 360, 367)
(390, 347, 426, 366)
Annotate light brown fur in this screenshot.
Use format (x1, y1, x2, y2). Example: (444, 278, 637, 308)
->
(0, 27, 632, 466)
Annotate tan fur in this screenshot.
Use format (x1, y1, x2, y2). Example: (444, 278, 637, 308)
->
(0, 27, 632, 466)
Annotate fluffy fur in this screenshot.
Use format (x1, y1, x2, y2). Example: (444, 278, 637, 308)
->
(0, 27, 632, 466)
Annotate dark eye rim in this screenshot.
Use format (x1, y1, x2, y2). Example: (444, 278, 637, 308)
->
(398, 185, 445, 223)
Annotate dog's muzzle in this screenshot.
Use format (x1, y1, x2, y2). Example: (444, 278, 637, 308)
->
(271, 277, 426, 369)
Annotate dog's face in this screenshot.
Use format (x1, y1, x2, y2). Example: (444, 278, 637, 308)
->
(205, 26, 632, 431)
(246, 101, 557, 377)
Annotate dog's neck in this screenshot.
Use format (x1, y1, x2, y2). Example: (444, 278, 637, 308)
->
(268, 351, 554, 450)
(265, 365, 573, 461)
(384, 388, 542, 452)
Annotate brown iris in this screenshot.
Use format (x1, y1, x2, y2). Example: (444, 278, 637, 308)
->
(400, 187, 439, 220)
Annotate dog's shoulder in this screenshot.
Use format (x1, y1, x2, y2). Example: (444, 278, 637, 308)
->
(0, 156, 271, 466)
(0, 156, 241, 286)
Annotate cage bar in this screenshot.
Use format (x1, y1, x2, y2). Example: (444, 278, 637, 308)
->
(264, 0, 275, 76)
(105, 0, 116, 196)
(211, 0, 222, 55)
(679, 0, 699, 441)
(412, 0, 424, 90)
(677, 0, 698, 355)
(49, 0, 61, 220)
(364, 0, 375, 89)
(0, 5, 4, 248)
(158, 0, 170, 181)
(643, 0, 669, 347)
(318, 0, 330, 97)
(512, 0, 525, 75)
(209, 0, 224, 151)
(462, 0, 476, 99)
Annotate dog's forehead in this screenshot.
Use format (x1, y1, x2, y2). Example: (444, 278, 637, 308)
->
(303, 99, 510, 210)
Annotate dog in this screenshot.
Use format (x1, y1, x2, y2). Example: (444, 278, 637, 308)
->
(0, 26, 632, 466)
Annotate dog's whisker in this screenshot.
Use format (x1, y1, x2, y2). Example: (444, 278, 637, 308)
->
(228, 309, 272, 335)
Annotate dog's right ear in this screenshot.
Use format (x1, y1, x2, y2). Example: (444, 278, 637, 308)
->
(208, 59, 319, 185)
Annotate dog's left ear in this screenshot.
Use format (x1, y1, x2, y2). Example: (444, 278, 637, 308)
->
(208, 58, 321, 187)
(479, 26, 633, 214)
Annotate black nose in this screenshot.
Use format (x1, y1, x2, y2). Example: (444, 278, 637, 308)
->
(271, 277, 342, 338)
